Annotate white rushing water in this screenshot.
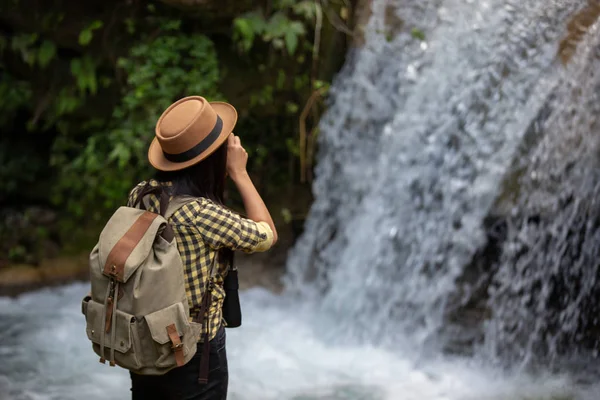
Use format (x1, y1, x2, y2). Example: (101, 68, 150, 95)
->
(287, 0, 600, 364)
(287, 0, 592, 350)
(0, 283, 592, 400)
(2, 0, 600, 398)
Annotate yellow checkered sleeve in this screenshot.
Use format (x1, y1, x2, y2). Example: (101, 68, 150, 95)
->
(195, 199, 272, 253)
(126, 180, 273, 341)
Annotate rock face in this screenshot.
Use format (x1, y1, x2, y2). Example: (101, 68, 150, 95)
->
(480, 25, 600, 364)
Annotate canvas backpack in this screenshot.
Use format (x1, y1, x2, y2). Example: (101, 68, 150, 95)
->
(81, 187, 214, 377)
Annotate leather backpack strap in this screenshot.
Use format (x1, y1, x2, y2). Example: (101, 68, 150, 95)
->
(132, 183, 168, 215)
(103, 212, 158, 282)
(193, 251, 219, 323)
(166, 324, 185, 367)
(131, 183, 175, 241)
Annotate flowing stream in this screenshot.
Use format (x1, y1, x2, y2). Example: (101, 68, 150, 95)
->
(2, 0, 600, 399)
(0, 284, 592, 400)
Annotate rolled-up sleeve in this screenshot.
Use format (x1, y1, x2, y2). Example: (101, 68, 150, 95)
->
(195, 200, 274, 253)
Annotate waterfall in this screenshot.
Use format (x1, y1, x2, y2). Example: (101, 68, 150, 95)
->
(287, 0, 599, 363)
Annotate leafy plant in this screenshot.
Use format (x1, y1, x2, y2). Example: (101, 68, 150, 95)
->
(53, 20, 223, 219)
(0, 0, 345, 258)
(8, 34, 58, 69)
(233, 1, 315, 55)
(0, 72, 32, 125)
(37, 40, 56, 67)
(79, 20, 103, 46)
(70, 56, 98, 94)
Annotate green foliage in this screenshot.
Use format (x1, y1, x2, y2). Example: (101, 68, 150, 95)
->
(53, 88, 84, 118)
(233, 1, 313, 55)
(52, 22, 223, 219)
(230, 0, 333, 189)
(5, 33, 58, 69)
(70, 56, 98, 94)
(79, 20, 103, 46)
(0, 0, 341, 258)
(233, 12, 263, 52)
(10, 33, 39, 66)
(0, 140, 43, 196)
(313, 79, 330, 91)
(37, 40, 56, 67)
(0, 73, 31, 125)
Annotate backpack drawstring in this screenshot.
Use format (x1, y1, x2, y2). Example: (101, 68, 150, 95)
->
(109, 282, 120, 366)
(98, 283, 112, 364)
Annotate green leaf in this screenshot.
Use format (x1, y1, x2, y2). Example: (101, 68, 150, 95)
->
(233, 12, 266, 52)
(285, 137, 300, 156)
(162, 20, 181, 31)
(70, 58, 81, 76)
(276, 69, 286, 89)
(37, 40, 56, 68)
(78, 29, 93, 46)
(125, 18, 136, 34)
(70, 56, 97, 94)
(411, 28, 426, 41)
(285, 101, 299, 114)
(313, 79, 330, 92)
(280, 207, 292, 224)
(288, 21, 306, 35)
(292, 1, 318, 20)
(11, 33, 38, 51)
(284, 30, 298, 55)
(89, 20, 103, 30)
(109, 142, 132, 167)
(264, 12, 289, 39)
(233, 18, 255, 52)
(79, 20, 103, 46)
(24, 51, 36, 66)
(10, 33, 38, 65)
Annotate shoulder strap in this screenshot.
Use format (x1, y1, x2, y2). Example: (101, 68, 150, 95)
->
(132, 182, 169, 216)
(193, 250, 219, 324)
(196, 250, 219, 384)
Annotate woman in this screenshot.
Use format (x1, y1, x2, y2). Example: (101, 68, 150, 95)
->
(127, 96, 278, 399)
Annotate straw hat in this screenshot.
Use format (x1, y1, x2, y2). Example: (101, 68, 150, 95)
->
(148, 96, 237, 171)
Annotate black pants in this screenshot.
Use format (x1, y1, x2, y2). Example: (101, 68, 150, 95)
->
(130, 327, 228, 400)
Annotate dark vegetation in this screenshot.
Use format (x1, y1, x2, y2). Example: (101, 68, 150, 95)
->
(0, 0, 358, 267)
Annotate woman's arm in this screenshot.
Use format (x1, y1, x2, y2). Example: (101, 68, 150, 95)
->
(226, 134, 278, 244)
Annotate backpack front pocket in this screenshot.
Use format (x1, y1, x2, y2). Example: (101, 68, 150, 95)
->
(83, 298, 141, 370)
(144, 302, 199, 369)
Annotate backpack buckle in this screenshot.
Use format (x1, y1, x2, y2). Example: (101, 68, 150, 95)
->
(166, 323, 185, 367)
(171, 342, 184, 350)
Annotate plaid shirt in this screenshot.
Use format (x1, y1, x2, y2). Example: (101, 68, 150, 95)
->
(127, 180, 273, 342)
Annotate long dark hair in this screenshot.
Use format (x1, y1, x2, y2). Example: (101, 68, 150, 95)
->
(155, 142, 233, 266)
(155, 142, 228, 205)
